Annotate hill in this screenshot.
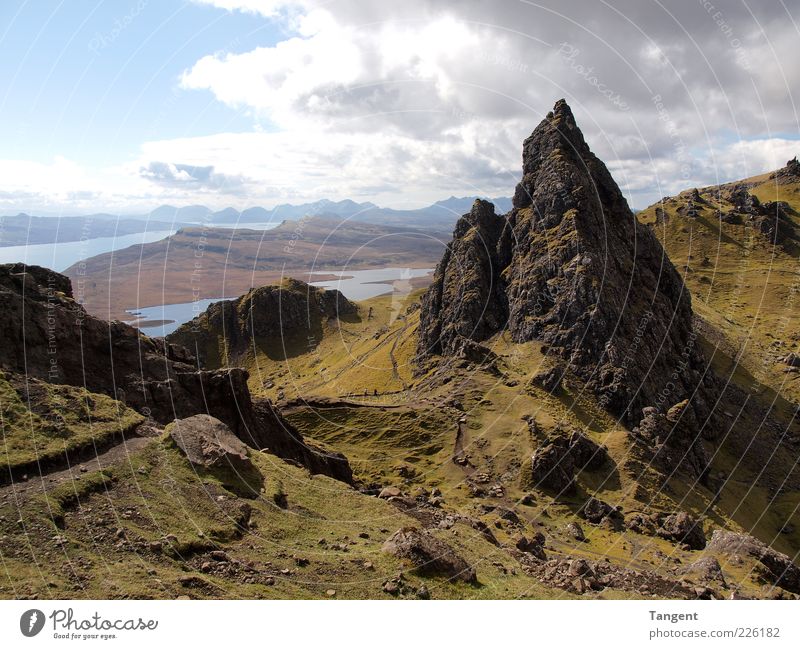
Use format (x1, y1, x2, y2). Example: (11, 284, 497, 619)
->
(64, 216, 446, 321)
(637, 156, 800, 408)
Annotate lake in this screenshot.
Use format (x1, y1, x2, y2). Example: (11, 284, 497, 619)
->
(0, 221, 281, 272)
(128, 266, 433, 337)
(0, 230, 176, 272)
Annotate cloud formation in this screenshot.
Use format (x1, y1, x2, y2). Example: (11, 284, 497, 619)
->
(2, 0, 798, 212)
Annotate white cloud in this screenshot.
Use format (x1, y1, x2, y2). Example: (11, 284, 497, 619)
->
(3, 0, 799, 213)
(190, 0, 302, 18)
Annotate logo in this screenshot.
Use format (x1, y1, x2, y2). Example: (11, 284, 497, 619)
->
(20, 609, 45, 637)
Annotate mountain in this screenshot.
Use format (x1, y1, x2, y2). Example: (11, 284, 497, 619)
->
(350, 196, 513, 229)
(6, 196, 515, 232)
(429, 195, 513, 215)
(418, 100, 716, 444)
(0, 213, 178, 247)
(206, 199, 379, 224)
(239, 206, 271, 221)
(3, 102, 800, 601)
(148, 204, 214, 221)
(637, 156, 800, 409)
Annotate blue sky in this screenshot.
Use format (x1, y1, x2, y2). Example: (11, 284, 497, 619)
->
(0, 1, 271, 165)
(0, 0, 797, 214)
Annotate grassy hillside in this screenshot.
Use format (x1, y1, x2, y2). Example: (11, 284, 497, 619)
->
(0, 432, 564, 599)
(637, 161, 800, 407)
(0, 371, 143, 481)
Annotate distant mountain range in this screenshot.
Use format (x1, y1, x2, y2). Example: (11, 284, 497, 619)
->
(144, 196, 513, 227)
(1, 196, 513, 246)
(0, 213, 179, 247)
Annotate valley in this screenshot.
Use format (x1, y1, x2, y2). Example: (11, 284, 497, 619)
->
(2, 100, 799, 601)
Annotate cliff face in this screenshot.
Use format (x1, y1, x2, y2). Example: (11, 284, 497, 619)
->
(0, 263, 352, 483)
(167, 277, 357, 367)
(418, 100, 716, 436)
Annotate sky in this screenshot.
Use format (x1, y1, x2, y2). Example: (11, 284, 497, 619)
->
(0, 0, 798, 214)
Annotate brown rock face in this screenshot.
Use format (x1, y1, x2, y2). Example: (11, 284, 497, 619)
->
(167, 278, 357, 367)
(0, 263, 352, 483)
(418, 99, 715, 431)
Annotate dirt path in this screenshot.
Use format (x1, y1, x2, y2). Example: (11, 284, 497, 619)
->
(0, 436, 155, 506)
(387, 319, 411, 389)
(453, 418, 467, 464)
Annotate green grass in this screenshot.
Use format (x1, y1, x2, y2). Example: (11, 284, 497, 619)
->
(0, 435, 562, 599)
(0, 371, 142, 474)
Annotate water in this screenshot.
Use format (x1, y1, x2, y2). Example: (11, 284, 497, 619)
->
(0, 222, 281, 272)
(0, 230, 176, 272)
(128, 266, 433, 337)
(309, 267, 432, 300)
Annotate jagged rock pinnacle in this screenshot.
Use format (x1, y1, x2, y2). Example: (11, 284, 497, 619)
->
(418, 100, 718, 453)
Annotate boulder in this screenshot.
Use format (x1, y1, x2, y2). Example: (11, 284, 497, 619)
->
(580, 497, 622, 527)
(625, 512, 658, 536)
(168, 415, 252, 471)
(565, 521, 586, 542)
(781, 352, 800, 368)
(382, 527, 477, 583)
(379, 486, 402, 499)
(527, 427, 610, 495)
(632, 403, 710, 480)
(681, 556, 726, 585)
(529, 438, 576, 494)
(657, 512, 706, 550)
(515, 534, 547, 560)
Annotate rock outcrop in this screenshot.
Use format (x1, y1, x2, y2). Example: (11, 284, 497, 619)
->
(525, 427, 609, 495)
(417, 99, 717, 454)
(707, 530, 800, 594)
(167, 278, 357, 367)
(382, 527, 477, 582)
(0, 263, 352, 483)
(632, 402, 711, 480)
(656, 511, 706, 550)
(168, 415, 252, 470)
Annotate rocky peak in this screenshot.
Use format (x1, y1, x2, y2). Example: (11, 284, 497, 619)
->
(418, 100, 717, 445)
(167, 278, 357, 367)
(416, 199, 512, 358)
